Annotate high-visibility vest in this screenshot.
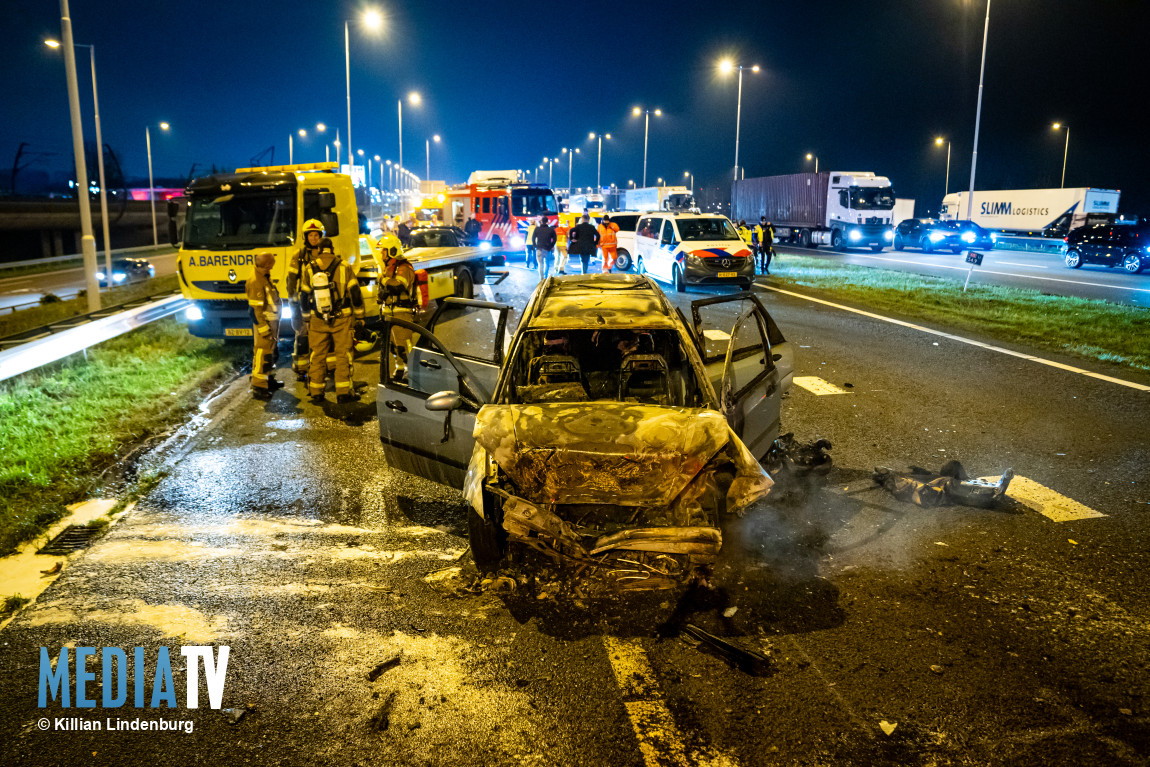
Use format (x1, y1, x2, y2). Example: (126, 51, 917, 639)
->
(598, 223, 618, 247)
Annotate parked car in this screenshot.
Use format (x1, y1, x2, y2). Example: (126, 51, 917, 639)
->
(1064, 222, 1150, 273)
(633, 213, 755, 291)
(96, 257, 155, 286)
(893, 219, 995, 253)
(376, 274, 794, 582)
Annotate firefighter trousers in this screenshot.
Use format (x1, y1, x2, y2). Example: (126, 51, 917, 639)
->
(251, 318, 280, 390)
(601, 245, 617, 273)
(290, 301, 309, 376)
(307, 315, 354, 397)
(383, 306, 415, 382)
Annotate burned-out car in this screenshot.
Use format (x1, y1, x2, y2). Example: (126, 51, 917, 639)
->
(377, 274, 794, 587)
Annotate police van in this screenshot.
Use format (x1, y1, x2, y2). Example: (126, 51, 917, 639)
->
(632, 213, 755, 292)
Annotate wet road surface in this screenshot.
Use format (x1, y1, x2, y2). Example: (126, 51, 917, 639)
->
(1, 263, 1148, 766)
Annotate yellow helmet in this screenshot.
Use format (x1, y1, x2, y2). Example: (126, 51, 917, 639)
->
(302, 219, 325, 237)
(378, 232, 403, 258)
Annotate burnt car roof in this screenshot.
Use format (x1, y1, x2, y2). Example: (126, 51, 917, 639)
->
(525, 274, 681, 331)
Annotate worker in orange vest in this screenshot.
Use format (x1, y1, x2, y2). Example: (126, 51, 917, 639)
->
(555, 215, 571, 274)
(598, 215, 620, 273)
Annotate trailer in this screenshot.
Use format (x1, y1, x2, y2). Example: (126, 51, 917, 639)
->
(622, 185, 697, 214)
(940, 187, 1120, 236)
(732, 172, 896, 251)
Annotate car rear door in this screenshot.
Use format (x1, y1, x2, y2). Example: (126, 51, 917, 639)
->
(378, 298, 510, 488)
(690, 294, 792, 460)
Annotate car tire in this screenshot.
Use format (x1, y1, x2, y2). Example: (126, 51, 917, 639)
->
(615, 249, 632, 271)
(1065, 249, 1083, 269)
(636, 256, 645, 275)
(893, 234, 905, 251)
(920, 237, 933, 253)
(831, 229, 845, 252)
(871, 244, 884, 252)
(468, 497, 506, 573)
(453, 266, 474, 299)
(1122, 253, 1144, 274)
(673, 265, 686, 293)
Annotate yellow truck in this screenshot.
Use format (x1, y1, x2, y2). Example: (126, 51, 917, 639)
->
(171, 163, 494, 339)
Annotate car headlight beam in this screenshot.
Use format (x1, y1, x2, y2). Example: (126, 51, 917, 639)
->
(185, 305, 204, 321)
(929, 231, 945, 242)
(511, 236, 525, 249)
(884, 230, 894, 240)
(848, 229, 861, 241)
(961, 231, 976, 243)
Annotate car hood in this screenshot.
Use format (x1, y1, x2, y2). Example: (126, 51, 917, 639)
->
(473, 403, 771, 508)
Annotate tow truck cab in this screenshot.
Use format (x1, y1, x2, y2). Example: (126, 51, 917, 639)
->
(171, 162, 362, 339)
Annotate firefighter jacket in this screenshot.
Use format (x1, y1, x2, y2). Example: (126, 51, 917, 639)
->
(556, 221, 569, 248)
(738, 225, 753, 245)
(525, 223, 538, 250)
(299, 254, 365, 323)
(382, 256, 418, 310)
(597, 222, 619, 247)
(246, 267, 281, 336)
(752, 224, 763, 246)
(286, 244, 321, 301)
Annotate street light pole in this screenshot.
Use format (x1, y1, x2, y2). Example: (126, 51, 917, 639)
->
(806, 153, 819, 174)
(1053, 123, 1071, 190)
(966, 0, 992, 221)
(146, 125, 156, 247)
(734, 66, 743, 181)
(56, 0, 100, 311)
(935, 137, 951, 197)
(643, 112, 649, 187)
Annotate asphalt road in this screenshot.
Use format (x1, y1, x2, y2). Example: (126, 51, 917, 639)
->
(1, 263, 1148, 766)
(0, 249, 179, 311)
(775, 243, 1150, 307)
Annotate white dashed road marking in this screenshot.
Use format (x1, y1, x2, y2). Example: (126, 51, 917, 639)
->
(793, 376, 850, 395)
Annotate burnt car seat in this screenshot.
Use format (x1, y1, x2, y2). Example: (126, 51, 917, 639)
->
(619, 353, 671, 405)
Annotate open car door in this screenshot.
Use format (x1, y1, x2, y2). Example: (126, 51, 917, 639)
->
(377, 298, 510, 488)
(690, 293, 793, 460)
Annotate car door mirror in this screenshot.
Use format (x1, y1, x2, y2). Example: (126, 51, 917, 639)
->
(425, 390, 463, 411)
(321, 212, 340, 237)
(318, 192, 336, 209)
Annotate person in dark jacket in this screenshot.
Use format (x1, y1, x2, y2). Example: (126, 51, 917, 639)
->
(566, 214, 600, 274)
(463, 215, 482, 245)
(532, 217, 557, 280)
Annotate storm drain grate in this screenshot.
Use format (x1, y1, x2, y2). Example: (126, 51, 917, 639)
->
(38, 525, 99, 556)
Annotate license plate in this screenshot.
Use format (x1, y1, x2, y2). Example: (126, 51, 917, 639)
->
(225, 328, 253, 337)
(717, 271, 737, 278)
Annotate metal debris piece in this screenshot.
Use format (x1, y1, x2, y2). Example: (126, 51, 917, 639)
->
(722, 606, 738, 618)
(879, 720, 898, 736)
(40, 562, 62, 576)
(222, 707, 248, 725)
(873, 462, 1014, 509)
(681, 623, 771, 676)
(367, 653, 402, 682)
(763, 433, 833, 478)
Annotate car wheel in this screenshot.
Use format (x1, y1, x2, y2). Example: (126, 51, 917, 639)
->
(490, 236, 502, 248)
(871, 244, 884, 252)
(468, 494, 507, 573)
(920, 237, 933, 253)
(673, 265, 686, 293)
(831, 229, 845, 252)
(636, 256, 645, 275)
(1121, 253, 1144, 274)
(893, 234, 905, 251)
(615, 249, 632, 271)
(1065, 249, 1083, 269)
(453, 266, 474, 299)
(798, 228, 811, 248)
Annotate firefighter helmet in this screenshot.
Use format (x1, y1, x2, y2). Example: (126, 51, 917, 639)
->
(302, 219, 325, 237)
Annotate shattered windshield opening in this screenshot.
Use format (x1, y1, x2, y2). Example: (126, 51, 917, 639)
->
(184, 192, 296, 249)
(506, 328, 706, 407)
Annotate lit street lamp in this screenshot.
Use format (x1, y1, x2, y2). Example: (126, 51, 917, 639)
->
(561, 147, 580, 195)
(935, 137, 951, 196)
(146, 121, 170, 249)
(1052, 122, 1070, 188)
(589, 132, 611, 191)
(718, 59, 760, 181)
(631, 106, 662, 187)
(684, 170, 693, 193)
(805, 153, 819, 174)
(426, 134, 440, 180)
(345, 8, 383, 167)
(46, 36, 113, 292)
(398, 92, 420, 214)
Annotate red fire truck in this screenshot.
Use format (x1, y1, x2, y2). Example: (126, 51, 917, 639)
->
(436, 171, 559, 249)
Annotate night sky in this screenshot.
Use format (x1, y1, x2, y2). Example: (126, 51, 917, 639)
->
(6, 0, 1147, 216)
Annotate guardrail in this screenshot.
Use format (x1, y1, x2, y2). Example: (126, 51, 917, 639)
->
(0, 291, 188, 383)
(991, 235, 1067, 255)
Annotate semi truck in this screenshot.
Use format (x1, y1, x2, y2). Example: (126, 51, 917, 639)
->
(940, 187, 1121, 236)
(171, 162, 491, 339)
(732, 172, 896, 251)
(622, 185, 697, 214)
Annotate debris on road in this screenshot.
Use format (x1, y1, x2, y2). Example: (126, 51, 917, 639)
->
(722, 606, 738, 618)
(222, 705, 252, 725)
(764, 433, 833, 479)
(367, 652, 402, 682)
(873, 461, 1013, 509)
(40, 562, 62, 576)
(879, 720, 898, 736)
(681, 623, 771, 676)
(930, 664, 944, 675)
(369, 692, 397, 732)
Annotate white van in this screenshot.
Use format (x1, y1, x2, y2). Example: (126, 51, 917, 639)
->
(633, 213, 755, 291)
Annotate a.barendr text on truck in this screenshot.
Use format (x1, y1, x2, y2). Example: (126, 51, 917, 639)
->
(732, 171, 896, 251)
(169, 162, 493, 339)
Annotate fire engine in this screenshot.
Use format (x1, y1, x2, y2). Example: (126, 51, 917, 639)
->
(428, 171, 559, 249)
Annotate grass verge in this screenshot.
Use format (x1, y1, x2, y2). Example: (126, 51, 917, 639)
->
(0, 274, 180, 338)
(0, 317, 245, 556)
(769, 255, 1150, 372)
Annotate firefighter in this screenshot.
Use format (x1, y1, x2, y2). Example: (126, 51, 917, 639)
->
(598, 214, 620, 273)
(246, 251, 283, 400)
(285, 218, 326, 381)
(379, 237, 418, 383)
(752, 218, 765, 271)
(299, 237, 365, 404)
(737, 220, 753, 246)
